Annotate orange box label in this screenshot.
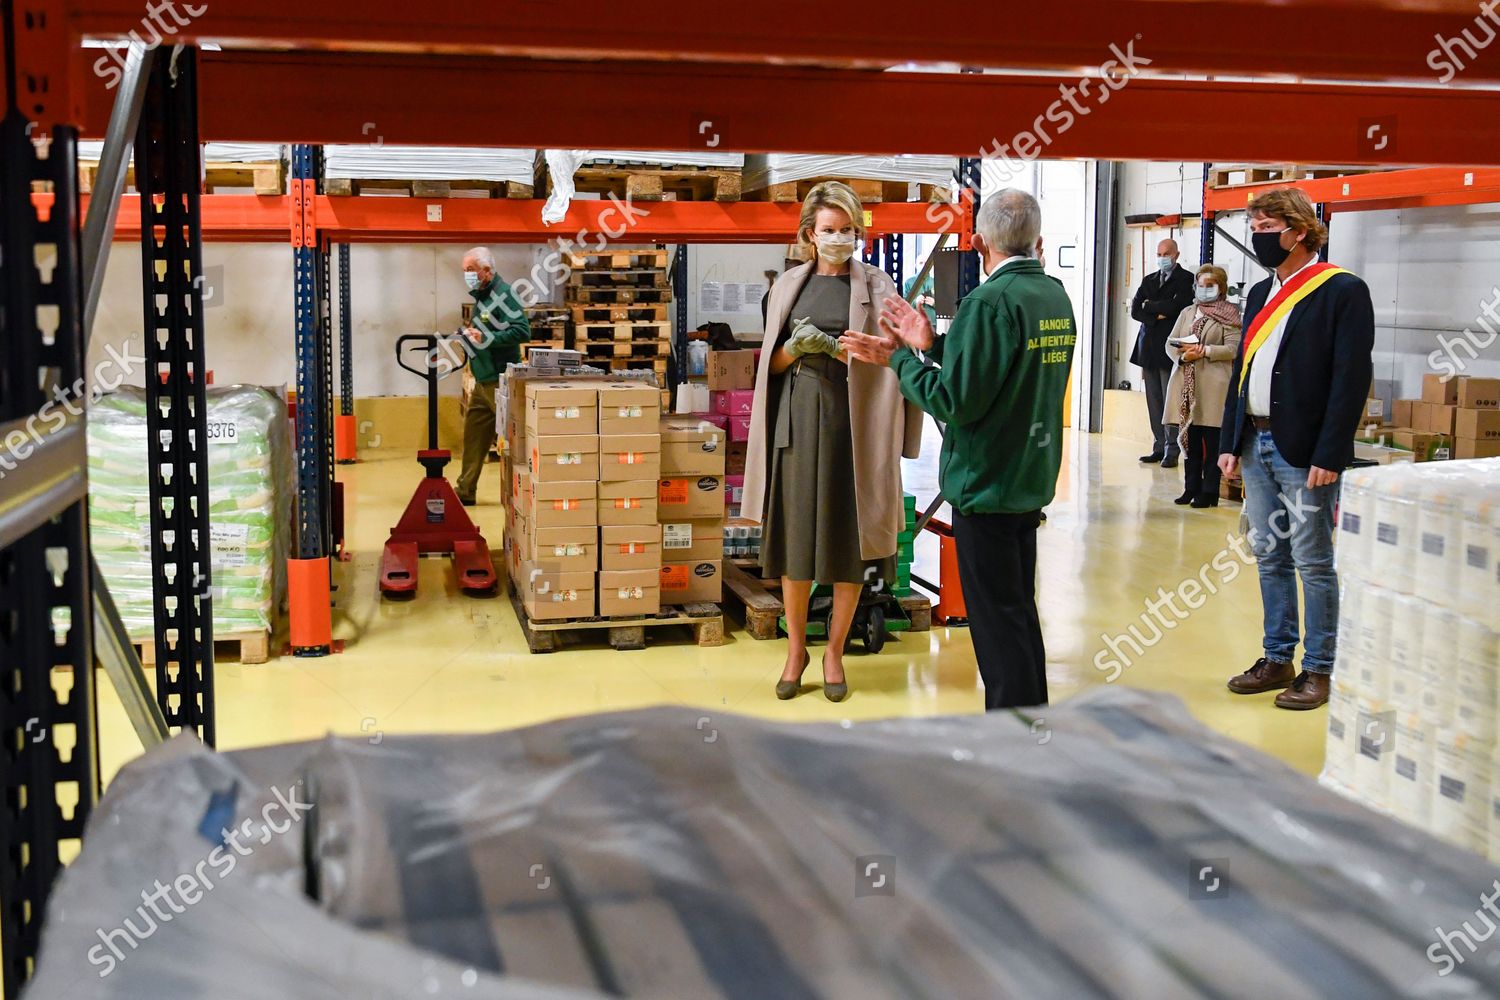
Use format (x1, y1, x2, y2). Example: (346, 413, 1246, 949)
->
(660, 565, 690, 588)
(618, 543, 646, 554)
(659, 479, 689, 504)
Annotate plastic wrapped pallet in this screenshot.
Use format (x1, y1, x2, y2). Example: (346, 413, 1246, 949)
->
(27, 688, 1500, 999)
(541, 149, 745, 224)
(77, 141, 284, 161)
(88, 385, 293, 639)
(741, 153, 958, 191)
(1321, 458, 1500, 859)
(324, 145, 537, 184)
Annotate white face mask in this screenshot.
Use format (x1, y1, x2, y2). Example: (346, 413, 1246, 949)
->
(1195, 284, 1219, 303)
(1158, 256, 1174, 272)
(464, 271, 481, 291)
(815, 233, 857, 266)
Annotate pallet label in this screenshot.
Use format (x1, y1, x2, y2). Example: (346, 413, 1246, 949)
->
(210, 522, 249, 566)
(206, 418, 239, 444)
(663, 523, 693, 549)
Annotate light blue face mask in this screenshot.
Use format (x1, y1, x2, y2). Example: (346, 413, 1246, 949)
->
(464, 271, 481, 291)
(1157, 256, 1174, 272)
(1196, 284, 1219, 303)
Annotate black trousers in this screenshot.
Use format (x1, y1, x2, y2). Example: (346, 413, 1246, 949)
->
(1141, 367, 1180, 459)
(1182, 424, 1223, 500)
(953, 510, 1046, 710)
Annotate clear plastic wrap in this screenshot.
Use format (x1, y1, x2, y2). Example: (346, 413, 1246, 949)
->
(87, 385, 293, 638)
(540, 149, 745, 224)
(324, 145, 537, 183)
(27, 690, 1500, 999)
(741, 153, 958, 191)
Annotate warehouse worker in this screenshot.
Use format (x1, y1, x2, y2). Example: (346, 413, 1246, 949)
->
(456, 247, 530, 506)
(1218, 188, 1374, 711)
(842, 190, 1076, 710)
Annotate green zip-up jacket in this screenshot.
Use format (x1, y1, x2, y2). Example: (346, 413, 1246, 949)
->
(467, 276, 531, 383)
(891, 258, 1076, 515)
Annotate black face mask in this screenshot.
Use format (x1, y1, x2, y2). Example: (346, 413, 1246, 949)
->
(1251, 230, 1293, 268)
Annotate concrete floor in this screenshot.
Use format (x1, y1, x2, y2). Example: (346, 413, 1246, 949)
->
(97, 392, 1326, 785)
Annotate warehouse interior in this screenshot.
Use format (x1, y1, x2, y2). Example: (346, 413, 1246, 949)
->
(4, 3, 1500, 998)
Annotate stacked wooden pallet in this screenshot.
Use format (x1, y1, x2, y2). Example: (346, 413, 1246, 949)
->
(1206, 164, 1385, 189)
(565, 249, 672, 384)
(523, 305, 570, 357)
(323, 176, 534, 198)
(549, 161, 740, 202)
(747, 177, 951, 204)
(79, 158, 285, 195)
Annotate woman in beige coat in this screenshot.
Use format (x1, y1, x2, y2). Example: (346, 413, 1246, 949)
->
(1164, 264, 1242, 507)
(742, 182, 924, 702)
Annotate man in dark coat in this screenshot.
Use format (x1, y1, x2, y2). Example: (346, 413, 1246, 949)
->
(1130, 238, 1195, 467)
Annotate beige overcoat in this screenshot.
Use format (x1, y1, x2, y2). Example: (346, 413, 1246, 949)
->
(1164, 304, 1242, 428)
(741, 259, 925, 560)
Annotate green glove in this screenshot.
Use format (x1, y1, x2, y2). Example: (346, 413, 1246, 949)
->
(787, 317, 841, 358)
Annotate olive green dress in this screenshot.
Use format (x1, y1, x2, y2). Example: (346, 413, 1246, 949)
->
(761, 273, 897, 587)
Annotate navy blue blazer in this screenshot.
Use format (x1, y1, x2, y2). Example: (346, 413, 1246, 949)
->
(1218, 268, 1375, 471)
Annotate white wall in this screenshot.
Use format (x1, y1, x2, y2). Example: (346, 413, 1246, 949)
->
(1109, 163, 1500, 408)
(686, 243, 792, 340)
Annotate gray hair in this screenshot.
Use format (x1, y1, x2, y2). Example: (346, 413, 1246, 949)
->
(977, 189, 1042, 258)
(464, 246, 496, 271)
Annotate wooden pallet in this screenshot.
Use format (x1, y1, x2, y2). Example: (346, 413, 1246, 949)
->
(133, 629, 272, 666)
(565, 249, 671, 270)
(580, 339, 670, 359)
(80, 159, 285, 196)
(566, 286, 673, 306)
(1205, 164, 1384, 189)
(509, 584, 723, 652)
(575, 319, 672, 342)
(552, 165, 741, 203)
(722, 562, 932, 641)
(323, 176, 535, 198)
(746, 177, 951, 204)
(598, 357, 669, 374)
(570, 303, 670, 324)
(568, 269, 670, 290)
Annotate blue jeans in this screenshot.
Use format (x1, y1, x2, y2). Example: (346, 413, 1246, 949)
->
(1239, 430, 1341, 674)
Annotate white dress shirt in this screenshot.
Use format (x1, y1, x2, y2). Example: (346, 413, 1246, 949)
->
(1246, 257, 1320, 417)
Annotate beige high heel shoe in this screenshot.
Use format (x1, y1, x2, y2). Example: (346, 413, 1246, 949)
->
(776, 651, 810, 700)
(823, 655, 848, 703)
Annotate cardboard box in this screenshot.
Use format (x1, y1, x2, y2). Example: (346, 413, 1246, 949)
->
(1422, 373, 1459, 405)
(1457, 376, 1500, 410)
(725, 475, 745, 506)
(661, 519, 725, 561)
(512, 467, 533, 510)
(1392, 430, 1451, 461)
(530, 434, 600, 483)
(711, 389, 755, 417)
(1392, 399, 1418, 428)
(526, 382, 599, 437)
(598, 480, 659, 526)
(660, 417, 727, 476)
(729, 415, 752, 443)
(1363, 397, 1385, 422)
(524, 525, 597, 573)
(529, 480, 597, 529)
(659, 475, 725, 520)
(598, 384, 661, 434)
(1455, 407, 1500, 441)
(1353, 443, 1415, 465)
(1455, 437, 1500, 459)
(1428, 404, 1457, 437)
(598, 569, 660, 617)
(600, 433, 662, 482)
(600, 525, 661, 572)
(660, 559, 722, 604)
(519, 563, 596, 621)
(693, 412, 730, 431)
(707, 350, 757, 391)
(726, 441, 748, 477)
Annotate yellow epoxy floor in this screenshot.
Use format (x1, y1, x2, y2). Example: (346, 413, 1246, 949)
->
(96, 405, 1327, 786)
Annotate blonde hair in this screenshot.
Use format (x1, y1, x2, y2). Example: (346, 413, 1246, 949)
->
(796, 181, 864, 261)
(1196, 264, 1229, 299)
(1247, 187, 1328, 253)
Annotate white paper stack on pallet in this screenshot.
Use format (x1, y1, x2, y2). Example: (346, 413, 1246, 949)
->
(323, 145, 536, 183)
(741, 153, 957, 191)
(87, 385, 294, 639)
(1322, 458, 1500, 858)
(77, 141, 285, 161)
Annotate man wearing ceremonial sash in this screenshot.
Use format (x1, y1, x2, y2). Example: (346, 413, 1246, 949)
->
(1218, 188, 1375, 711)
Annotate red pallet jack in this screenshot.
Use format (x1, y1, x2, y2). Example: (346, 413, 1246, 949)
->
(379, 334, 497, 598)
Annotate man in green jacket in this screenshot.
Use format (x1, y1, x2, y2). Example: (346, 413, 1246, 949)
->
(457, 246, 530, 505)
(842, 190, 1076, 709)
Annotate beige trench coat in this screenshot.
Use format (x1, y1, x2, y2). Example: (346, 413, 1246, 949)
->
(741, 259, 925, 560)
(1164, 304, 1242, 428)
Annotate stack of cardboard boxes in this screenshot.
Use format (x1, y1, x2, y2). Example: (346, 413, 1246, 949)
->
(508, 376, 666, 621)
(1387, 375, 1500, 462)
(659, 417, 725, 604)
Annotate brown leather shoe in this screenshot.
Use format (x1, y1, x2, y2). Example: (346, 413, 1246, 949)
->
(1275, 671, 1331, 710)
(1226, 657, 1295, 695)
